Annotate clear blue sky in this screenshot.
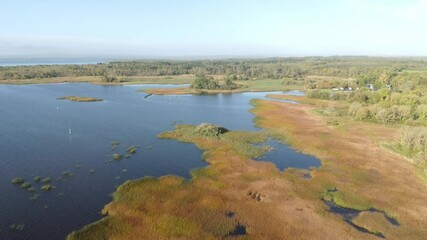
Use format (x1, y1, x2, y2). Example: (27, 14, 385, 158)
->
(1, 0, 426, 57)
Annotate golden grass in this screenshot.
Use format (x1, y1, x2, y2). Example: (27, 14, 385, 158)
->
(68, 95, 427, 240)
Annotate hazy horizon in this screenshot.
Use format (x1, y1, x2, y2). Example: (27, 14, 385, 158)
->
(1, 0, 427, 58)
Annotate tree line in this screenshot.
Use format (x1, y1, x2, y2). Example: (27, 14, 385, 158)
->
(1, 57, 426, 81)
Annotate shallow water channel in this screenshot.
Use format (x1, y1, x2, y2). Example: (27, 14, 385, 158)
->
(0, 83, 320, 239)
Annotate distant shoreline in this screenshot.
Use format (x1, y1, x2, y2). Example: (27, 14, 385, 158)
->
(0, 58, 109, 67)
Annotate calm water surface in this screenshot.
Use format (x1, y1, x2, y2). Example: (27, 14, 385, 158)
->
(0, 83, 319, 240)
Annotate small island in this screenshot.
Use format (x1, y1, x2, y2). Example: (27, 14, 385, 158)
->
(57, 96, 103, 102)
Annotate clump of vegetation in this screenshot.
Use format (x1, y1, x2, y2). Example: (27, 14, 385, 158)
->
(111, 141, 119, 150)
(124, 154, 131, 159)
(190, 75, 239, 91)
(388, 127, 427, 173)
(57, 96, 103, 102)
(102, 75, 121, 83)
(127, 146, 138, 154)
(63, 171, 74, 177)
(194, 123, 228, 138)
(10, 224, 25, 231)
(34, 176, 41, 182)
(27, 187, 36, 193)
(42, 177, 52, 184)
(20, 182, 32, 189)
(113, 154, 123, 161)
(41, 184, 54, 191)
(247, 191, 264, 201)
(11, 178, 24, 184)
(191, 75, 219, 90)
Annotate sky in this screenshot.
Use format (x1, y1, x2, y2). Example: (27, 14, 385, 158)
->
(1, 0, 427, 58)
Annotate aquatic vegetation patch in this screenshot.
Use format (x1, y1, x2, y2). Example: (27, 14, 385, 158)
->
(10, 224, 25, 231)
(127, 146, 138, 154)
(20, 182, 32, 189)
(62, 171, 74, 177)
(57, 96, 103, 102)
(41, 184, 54, 191)
(42, 177, 52, 184)
(112, 154, 123, 161)
(11, 178, 24, 184)
(34, 176, 41, 182)
(111, 141, 119, 150)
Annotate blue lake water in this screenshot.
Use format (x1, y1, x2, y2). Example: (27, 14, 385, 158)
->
(0, 83, 320, 240)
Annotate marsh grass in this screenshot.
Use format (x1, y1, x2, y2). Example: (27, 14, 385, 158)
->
(67, 176, 237, 239)
(11, 178, 24, 184)
(41, 184, 54, 191)
(42, 177, 52, 184)
(127, 146, 138, 154)
(20, 182, 32, 189)
(113, 154, 123, 161)
(68, 97, 427, 239)
(34, 176, 41, 182)
(111, 141, 119, 150)
(57, 96, 103, 102)
(323, 188, 372, 211)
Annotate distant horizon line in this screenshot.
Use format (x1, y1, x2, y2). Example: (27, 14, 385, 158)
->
(1, 55, 427, 59)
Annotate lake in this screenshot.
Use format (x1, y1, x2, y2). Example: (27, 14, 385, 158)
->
(0, 83, 320, 240)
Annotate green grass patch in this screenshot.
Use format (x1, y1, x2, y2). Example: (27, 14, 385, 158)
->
(42, 177, 52, 183)
(20, 182, 32, 189)
(127, 146, 138, 154)
(41, 184, 54, 191)
(11, 178, 24, 184)
(34, 176, 41, 182)
(324, 189, 372, 211)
